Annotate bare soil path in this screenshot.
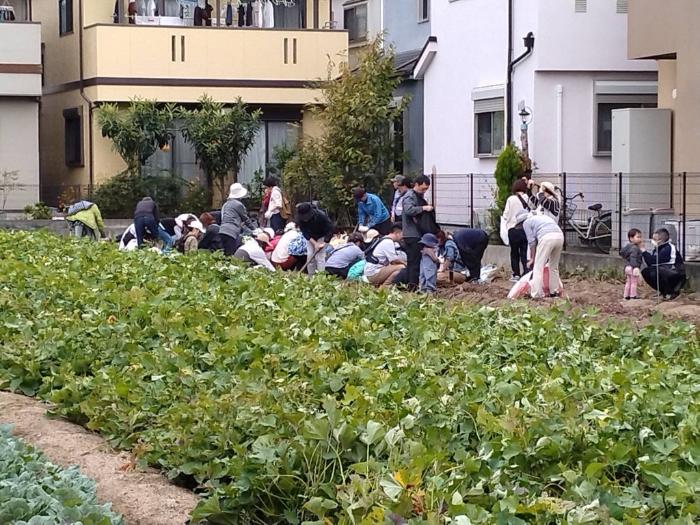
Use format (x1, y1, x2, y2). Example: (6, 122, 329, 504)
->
(0, 391, 199, 525)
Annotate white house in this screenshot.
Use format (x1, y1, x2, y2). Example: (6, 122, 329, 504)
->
(416, 0, 657, 225)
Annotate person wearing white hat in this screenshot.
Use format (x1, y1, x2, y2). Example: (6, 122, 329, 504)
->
(528, 180, 561, 222)
(220, 182, 256, 256)
(182, 220, 206, 253)
(234, 231, 276, 271)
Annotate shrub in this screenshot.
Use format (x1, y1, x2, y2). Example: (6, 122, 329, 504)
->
(23, 202, 52, 220)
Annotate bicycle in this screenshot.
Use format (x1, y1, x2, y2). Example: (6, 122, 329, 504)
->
(560, 192, 613, 254)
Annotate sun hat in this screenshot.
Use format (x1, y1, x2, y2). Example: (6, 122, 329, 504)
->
(540, 181, 557, 196)
(263, 227, 275, 239)
(515, 210, 530, 225)
(363, 229, 380, 243)
(255, 231, 271, 247)
(189, 220, 206, 233)
(419, 232, 439, 248)
(296, 203, 314, 222)
(284, 221, 297, 232)
(228, 182, 248, 200)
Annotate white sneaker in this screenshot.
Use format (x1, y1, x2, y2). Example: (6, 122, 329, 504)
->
(510, 275, 520, 282)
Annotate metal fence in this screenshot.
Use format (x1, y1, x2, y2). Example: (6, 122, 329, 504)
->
(431, 172, 700, 261)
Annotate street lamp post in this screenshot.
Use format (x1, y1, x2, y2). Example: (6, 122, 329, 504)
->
(519, 107, 532, 174)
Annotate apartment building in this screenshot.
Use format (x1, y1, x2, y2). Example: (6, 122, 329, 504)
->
(33, 0, 347, 204)
(0, 0, 41, 211)
(416, 0, 657, 225)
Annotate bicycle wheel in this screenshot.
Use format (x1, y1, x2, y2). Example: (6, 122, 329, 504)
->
(593, 219, 612, 254)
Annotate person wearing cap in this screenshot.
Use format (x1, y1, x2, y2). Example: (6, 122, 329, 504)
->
(271, 222, 303, 270)
(220, 182, 256, 256)
(325, 232, 366, 279)
(363, 223, 405, 287)
(234, 231, 276, 271)
(182, 220, 206, 253)
(515, 209, 564, 298)
(401, 175, 436, 291)
(390, 176, 410, 223)
(528, 180, 561, 221)
(295, 202, 334, 276)
(353, 187, 391, 235)
(452, 228, 489, 282)
(419, 233, 440, 293)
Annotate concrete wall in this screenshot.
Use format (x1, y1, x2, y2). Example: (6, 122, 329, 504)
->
(0, 100, 40, 210)
(395, 80, 424, 177)
(383, 0, 430, 54)
(0, 23, 42, 96)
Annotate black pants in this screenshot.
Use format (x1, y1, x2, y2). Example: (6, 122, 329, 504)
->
(134, 215, 159, 247)
(642, 267, 686, 296)
(404, 237, 422, 290)
(458, 238, 489, 281)
(373, 217, 393, 236)
(270, 213, 286, 234)
(326, 265, 351, 279)
(220, 233, 241, 256)
(508, 227, 529, 277)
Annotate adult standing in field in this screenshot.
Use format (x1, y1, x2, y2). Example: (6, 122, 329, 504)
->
(65, 201, 106, 241)
(353, 187, 392, 235)
(262, 176, 288, 233)
(528, 180, 561, 222)
(402, 175, 438, 291)
(390, 176, 410, 223)
(220, 182, 256, 256)
(133, 196, 160, 248)
(502, 179, 532, 281)
(296, 202, 334, 276)
(363, 224, 406, 287)
(452, 228, 489, 282)
(515, 210, 564, 298)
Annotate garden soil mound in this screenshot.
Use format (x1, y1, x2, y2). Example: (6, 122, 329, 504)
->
(0, 392, 198, 525)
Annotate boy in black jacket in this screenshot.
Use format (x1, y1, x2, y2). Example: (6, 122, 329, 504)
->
(641, 228, 686, 300)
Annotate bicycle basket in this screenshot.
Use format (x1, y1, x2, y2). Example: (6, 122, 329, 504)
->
(563, 201, 577, 222)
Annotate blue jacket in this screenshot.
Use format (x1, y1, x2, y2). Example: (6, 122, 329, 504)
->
(642, 242, 685, 273)
(358, 193, 389, 228)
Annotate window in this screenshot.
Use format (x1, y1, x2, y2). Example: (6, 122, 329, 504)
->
(595, 98, 657, 154)
(63, 108, 83, 167)
(59, 0, 73, 35)
(418, 0, 429, 22)
(574, 0, 587, 13)
(344, 3, 367, 44)
(474, 98, 504, 157)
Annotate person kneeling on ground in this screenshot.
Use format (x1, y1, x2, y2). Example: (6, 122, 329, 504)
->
(452, 227, 489, 282)
(65, 200, 106, 240)
(181, 221, 205, 253)
(353, 186, 392, 236)
(437, 230, 467, 285)
(325, 232, 366, 279)
(363, 224, 406, 287)
(271, 222, 305, 270)
(419, 233, 440, 293)
(234, 231, 276, 271)
(641, 227, 686, 300)
(516, 209, 564, 298)
(198, 212, 222, 251)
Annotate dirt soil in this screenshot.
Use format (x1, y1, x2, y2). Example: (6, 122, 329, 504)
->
(437, 268, 700, 325)
(0, 391, 199, 525)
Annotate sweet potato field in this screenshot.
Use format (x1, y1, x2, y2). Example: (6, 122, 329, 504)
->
(0, 231, 698, 524)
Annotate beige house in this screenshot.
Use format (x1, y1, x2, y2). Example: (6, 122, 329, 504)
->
(32, 0, 347, 205)
(628, 0, 700, 174)
(0, 8, 41, 212)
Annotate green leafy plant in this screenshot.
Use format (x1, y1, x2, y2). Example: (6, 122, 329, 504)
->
(285, 37, 408, 223)
(493, 143, 524, 213)
(23, 202, 52, 220)
(179, 95, 262, 205)
(96, 99, 175, 176)
(0, 230, 698, 524)
(0, 425, 123, 524)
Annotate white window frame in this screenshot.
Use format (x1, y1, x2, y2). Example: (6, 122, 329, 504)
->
(343, 2, 368, 45)
(418, 0, 430, 23)
(593, 81, 658, 156)
(472, 86, 505, 158)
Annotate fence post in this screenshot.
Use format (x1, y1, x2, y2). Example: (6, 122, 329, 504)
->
(682, 171, 687, 256)
(561, 172, 567, 250)
(617, 172, 623, 252)
(469, 173, 474, 228)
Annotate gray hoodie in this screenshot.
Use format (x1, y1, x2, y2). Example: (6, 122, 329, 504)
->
(620, 243, 643, 268)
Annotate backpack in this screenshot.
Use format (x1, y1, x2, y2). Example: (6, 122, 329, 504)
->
(364, 236, 388, 265)
(280, 192, 292, 220)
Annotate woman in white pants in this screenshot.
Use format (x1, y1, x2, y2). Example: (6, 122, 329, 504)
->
(515, 210, 564, 298)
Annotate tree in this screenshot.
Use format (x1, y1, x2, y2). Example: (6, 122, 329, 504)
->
(179, 95, 262, 204)
(494, 143, 524, 212)
(284, 37, 408, 222)
(96, 99, 175, 175)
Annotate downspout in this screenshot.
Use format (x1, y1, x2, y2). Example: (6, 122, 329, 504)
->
(556, 84, 563, 173)
(78, 0, 95, 190)
(506, 0, 534, 144)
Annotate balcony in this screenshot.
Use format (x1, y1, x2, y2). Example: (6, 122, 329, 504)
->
(0, 22, 42, 97)
(80, 23, 347, 103)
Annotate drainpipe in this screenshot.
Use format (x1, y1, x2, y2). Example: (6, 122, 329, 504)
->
(78, 0, 95, 191)
(505, 2, 534, 145)
(556, 84, 563, 173)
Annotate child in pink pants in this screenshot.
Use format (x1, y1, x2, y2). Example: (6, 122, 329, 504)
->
(619, 228, 644, 300)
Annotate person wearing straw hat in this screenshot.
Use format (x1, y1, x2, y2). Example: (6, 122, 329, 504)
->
(234, 231, 276, 271)
(182, 220, 206, 253)
(220, 182, 256, 256)
(296, 202, 334, 276)
(528, 180, 561, 222)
